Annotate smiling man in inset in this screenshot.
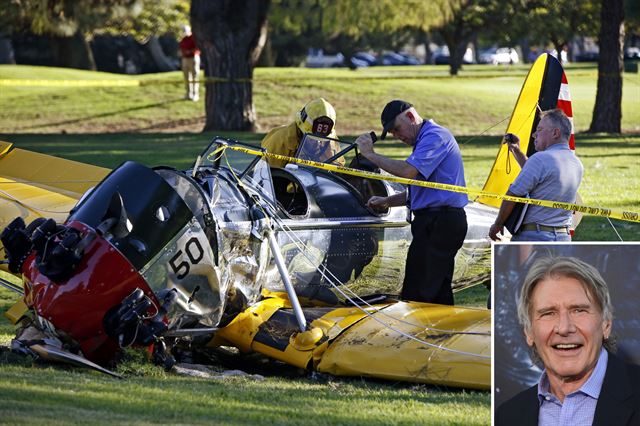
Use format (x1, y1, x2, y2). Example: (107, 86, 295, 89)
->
(496, 256, 640, 426)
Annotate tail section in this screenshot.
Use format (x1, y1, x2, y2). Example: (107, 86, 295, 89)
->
(478, 54, 573, 207)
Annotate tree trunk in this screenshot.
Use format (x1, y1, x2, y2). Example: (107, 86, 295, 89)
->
(520, 37, 531, 64)
(146, 36, 176, 72)
(50, 31, 96, 70)
(0, 33, 15, 64)
(589, 0, 624, 133)
(444, 37, 470, 76)
(470, 33, 479, 64)
(554, 43, 563, 63)
(435, 0, 475, 76)
(416, 30, 432, 65)
(566, 40, 575, 63)
(191, 0, 270, 132)
(575, 35, 586, 58)
(448, 41, 463, 76)
(256, 32, 275, 67)
(550, 39, 566, 64)
(438, 18, 471, 76)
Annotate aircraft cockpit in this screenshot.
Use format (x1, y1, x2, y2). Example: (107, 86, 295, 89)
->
(292, 134, 396, 216)
(194, 136, 400, 219)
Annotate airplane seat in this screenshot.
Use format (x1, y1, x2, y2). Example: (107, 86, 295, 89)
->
(342, 155, 389, 210)
(270, 169, 309, 217)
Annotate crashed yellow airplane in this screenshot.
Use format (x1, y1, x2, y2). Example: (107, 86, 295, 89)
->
(0, 54, 572, 389)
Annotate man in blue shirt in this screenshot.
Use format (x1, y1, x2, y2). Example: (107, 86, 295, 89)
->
(489, 109, 583, 242)
(496, 256, 640, 425)
(355, 100, 467, 305)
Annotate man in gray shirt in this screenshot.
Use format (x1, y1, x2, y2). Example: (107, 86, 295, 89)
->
(489, 109, 583, 242)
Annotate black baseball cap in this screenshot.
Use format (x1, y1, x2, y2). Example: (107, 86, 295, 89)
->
(380, 100, 412, 140)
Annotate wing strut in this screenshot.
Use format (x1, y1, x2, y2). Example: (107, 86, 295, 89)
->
(249, 200, 324, 350)
(266, 229, 308, 333)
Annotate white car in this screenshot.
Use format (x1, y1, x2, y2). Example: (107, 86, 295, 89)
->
(305, 49, 345, 68)
(479, 47, 519, 65)
(432, 46, 474, 65)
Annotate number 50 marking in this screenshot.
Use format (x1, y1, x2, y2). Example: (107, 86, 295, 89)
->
(169, 237, 204, 279)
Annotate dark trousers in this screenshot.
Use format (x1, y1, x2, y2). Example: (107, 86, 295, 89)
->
(401, 208, 467, 305)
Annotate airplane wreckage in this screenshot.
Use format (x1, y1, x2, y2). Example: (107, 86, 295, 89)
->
(0, 54, 574, 389)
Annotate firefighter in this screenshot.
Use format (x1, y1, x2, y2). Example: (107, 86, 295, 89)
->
(261, 98, 343, 168)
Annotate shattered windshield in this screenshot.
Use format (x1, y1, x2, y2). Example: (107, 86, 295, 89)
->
(201, 138, 254, 172)
(295, 134, 354, 166)
(199, 138, 276, 206)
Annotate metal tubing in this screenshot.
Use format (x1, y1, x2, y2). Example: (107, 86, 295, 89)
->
(0, 276, 24, 295)
(266, 230, 307, 332)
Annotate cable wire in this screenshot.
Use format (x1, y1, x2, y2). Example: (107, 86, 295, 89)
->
(220, 150, 490, 359)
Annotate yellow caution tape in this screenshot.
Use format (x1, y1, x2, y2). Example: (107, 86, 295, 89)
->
(0, 77, 251, 87)
(223, 144, 640, 224)
(0, 79, 140, 87)
(0, 72, 603, 88)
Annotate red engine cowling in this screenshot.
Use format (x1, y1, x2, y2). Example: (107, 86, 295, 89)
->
(22, 221, 160, 365)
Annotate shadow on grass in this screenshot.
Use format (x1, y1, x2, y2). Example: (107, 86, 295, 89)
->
(13, 98, 187, 131)
(0, 133, 264, 169)
(573, 216, 640, 241)
(137, 116, 206, 132)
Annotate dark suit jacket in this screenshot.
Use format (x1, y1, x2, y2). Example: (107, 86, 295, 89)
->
(495, 352, 640, 426)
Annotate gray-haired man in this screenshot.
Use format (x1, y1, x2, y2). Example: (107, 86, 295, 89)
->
(496, 257, 640, 426)
(489, 109, 583, 241)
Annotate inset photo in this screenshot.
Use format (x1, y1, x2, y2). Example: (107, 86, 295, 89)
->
(493, 243, 640, 425)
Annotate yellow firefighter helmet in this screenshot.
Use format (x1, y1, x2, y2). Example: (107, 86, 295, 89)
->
(295, 98, 337, 137)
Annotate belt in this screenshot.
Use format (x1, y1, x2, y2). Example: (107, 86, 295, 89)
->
(412, 206, 464, 216)
(520, 223, 570, 233)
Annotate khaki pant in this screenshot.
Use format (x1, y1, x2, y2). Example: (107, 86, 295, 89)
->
(181, 55, 200, 100)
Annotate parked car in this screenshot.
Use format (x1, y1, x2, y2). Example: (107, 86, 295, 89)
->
(478, 47, 519, 65)
(351, 52, 377, 66)
(625, 47, 640, 60)
(350, 52, 377, 68)
(548, 49, 568, 64)
(397, 52, 421, 65)
(380, 51, 420, 66)
(380, 52, 405, 65)
(305, 48, 345, 68)
(575, 50, 599, 62)
(350, 56, 369, 68)
(432, 46, 474, 65)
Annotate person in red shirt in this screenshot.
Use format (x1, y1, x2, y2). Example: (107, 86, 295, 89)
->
(179, 25, 201, 101)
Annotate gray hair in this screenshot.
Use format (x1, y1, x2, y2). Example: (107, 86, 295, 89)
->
(517, 256, 613, 334)
(540, 108, 572, 142)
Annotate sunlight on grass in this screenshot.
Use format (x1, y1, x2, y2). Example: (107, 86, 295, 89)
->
(1, 282, 490, 425)
(1, 64, 638, 134)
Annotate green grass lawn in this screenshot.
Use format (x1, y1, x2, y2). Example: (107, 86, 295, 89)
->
(0, 371, 490, 425)
(1, 63, 638, 134)
(0, 281, 489, 425)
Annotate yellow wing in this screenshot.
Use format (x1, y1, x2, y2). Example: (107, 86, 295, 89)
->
(211, 293, 490, 390)
(0, 141, 109, 271)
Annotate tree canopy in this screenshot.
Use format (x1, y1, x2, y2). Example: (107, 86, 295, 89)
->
(522, 0, 600, 59)
(266, 0, 442, 65)
(0, 0, 189, 69)
(0, 0, 142, 36)
(101, 0, 190, 43)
